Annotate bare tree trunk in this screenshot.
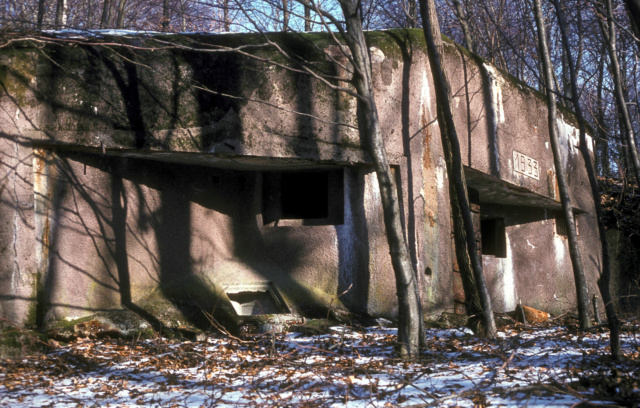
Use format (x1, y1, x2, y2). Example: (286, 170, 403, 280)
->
(596, 54, 610, 177)
(282, 0, 290, 31)
(407, 0, 417, 28)
(55, 0, 67, 28)
(338, 0, 426, 357)
(561, 43, 571, 103)
(179, 0, 186, 31)
(223, 0, 231, 31)
(532, 0, 591, 329)
(452, 0, 475, 53)
(116, 0, 128, 29)
(37, 0, 46, 30)
(304, 4, 311, 31)
(101, 0, 112, 28)
(598, 0, 640, 183)
(419, 0, 497, 337)
(163, 0, 170, 31)
(552, 0, 620, 360)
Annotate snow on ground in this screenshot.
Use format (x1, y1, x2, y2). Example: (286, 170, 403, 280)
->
(2, 323, 639, 407)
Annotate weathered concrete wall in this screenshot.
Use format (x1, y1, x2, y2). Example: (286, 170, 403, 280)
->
(0, 29, 601, 328)
(434, 43, 600, 315)
(0, 47, 39, 327)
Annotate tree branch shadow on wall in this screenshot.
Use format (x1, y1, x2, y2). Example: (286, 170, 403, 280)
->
(30, 45, 246, 333)
(23, 37, 397, 331)
(182, 41, 364, 320)
(110, 175, 165, 332)
(47, 152, 241, 335)
(453, 45, 485, 169)
(282, 40, 372, 317)
(386, 31, 420, 277)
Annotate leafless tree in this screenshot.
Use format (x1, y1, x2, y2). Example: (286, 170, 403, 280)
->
(336, 0, 427, 355)
(420, 0, 497, 337)
(552, 0, 620, 359)
(596, 0, 640, 183)
(532, 0, 592, 329)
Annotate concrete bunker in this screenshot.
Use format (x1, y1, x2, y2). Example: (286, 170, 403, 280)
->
(0, 30, 604, 332)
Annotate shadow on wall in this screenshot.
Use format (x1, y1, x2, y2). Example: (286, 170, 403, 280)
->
(184, 38, 358, 318)
(34, 43, 252, 331)
(5, 36, 410, 327)
(386, 30, 420, 283)
(336, 168, 371, 315)
(273, 36, 374, 316)
(41, 151, 373, 329)
(38, 152, 248, 333)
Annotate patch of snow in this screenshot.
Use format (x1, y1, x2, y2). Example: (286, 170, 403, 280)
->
(2, 324, 637, 407)
(43, 29, 164, 38)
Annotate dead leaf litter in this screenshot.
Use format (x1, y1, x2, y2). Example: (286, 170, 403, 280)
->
(2, 323, 639, 407)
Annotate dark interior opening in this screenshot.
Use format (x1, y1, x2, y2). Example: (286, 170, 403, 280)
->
(281, 171, 329, 219)
(555, 213, 579, 237)
(555, 214, 568, 236)
(262, 169, 343, 225)
(481, 218, 507, 258)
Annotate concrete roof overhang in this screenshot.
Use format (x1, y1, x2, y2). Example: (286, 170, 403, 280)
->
(37, 143, 376, 171)
(37, 143, 585, 213)
(464, 166, 586, 213)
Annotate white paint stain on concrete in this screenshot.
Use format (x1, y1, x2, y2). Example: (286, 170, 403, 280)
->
(420, 71, 432, 117)
(436, 158, 446, 191)
(497, 234, 516, 311)
(554, 235, 565, 272)
(369, 47, 385, 63)
(482, 63, 505, 124)
(556, 117, 594, 167)
(336, 172, 355, 286)
(556, 118, 577, 166)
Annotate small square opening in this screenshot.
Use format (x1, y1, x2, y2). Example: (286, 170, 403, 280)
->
(262, 169, 344, 226)
(281, 172, 329, 219)
(481, 218, 507, 258)
(555, 213, 579, 237)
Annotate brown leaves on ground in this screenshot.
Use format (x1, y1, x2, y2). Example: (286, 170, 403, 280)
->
(1, 320, 639, 407)
(599, 177, 640, 236)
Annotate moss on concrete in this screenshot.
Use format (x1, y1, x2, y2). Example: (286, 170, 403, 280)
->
(0, 48, 36, 108)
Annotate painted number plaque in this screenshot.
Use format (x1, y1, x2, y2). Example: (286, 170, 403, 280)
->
(513, 151, 539, 180)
